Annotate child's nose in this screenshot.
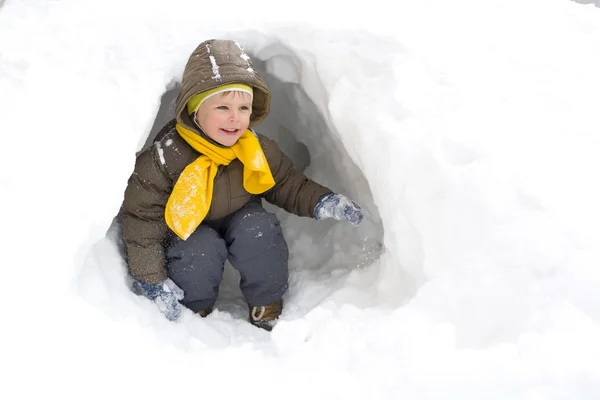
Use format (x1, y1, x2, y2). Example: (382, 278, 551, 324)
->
(229, 110, 239, 122)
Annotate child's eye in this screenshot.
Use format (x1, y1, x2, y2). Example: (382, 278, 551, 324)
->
(240, 106, 250, 111)
(217, 106, 229, 110)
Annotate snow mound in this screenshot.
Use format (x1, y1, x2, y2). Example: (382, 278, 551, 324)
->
(2, 0, 600, 397)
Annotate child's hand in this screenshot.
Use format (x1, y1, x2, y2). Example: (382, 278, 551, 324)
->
(131, 278, 185, 321)
(314, 193, 364, 226)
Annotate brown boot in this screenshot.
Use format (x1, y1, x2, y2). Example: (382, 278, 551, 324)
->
(197, 308, 213, 318)
(248, 300, 283, 331)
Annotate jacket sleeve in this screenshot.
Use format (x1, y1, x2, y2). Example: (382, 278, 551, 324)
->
(259, 134, 332, 218)
(121, 144, 173, 285)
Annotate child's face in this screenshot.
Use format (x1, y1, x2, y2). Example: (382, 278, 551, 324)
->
(195, 91, 252, 147)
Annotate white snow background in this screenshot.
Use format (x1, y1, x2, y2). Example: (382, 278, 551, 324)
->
(1, 0, 600, 398)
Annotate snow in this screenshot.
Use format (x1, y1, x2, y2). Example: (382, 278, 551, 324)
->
(207, 44, 222, 81)
(235, 41, 252, 63)
(155, 142, 166, 164)
(1, 0, 600, 398)
(252, 149, 264, 169)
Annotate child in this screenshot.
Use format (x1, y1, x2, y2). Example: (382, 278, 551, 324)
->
(122, 39, 363, 331)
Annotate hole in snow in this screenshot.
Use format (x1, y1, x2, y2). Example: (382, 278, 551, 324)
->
(82, 40, 384, 330)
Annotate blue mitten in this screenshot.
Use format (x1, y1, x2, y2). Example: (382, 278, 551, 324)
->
(314, 193, 364, 226)
(131, 278, 185, 321)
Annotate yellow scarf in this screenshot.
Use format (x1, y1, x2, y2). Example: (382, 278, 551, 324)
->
(165, 124, 275, 240)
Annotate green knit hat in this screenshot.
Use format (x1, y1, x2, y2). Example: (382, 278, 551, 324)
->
(187, 83, 254, 115)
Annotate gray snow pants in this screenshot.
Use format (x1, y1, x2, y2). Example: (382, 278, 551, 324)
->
(165, 198, 289, 312)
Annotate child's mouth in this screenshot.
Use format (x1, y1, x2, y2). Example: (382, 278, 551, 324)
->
(220, 128, 239, 135)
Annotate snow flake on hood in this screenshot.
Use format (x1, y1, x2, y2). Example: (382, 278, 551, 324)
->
(235, 41, 250, 61)
(235, 41, 254, 73)
(206, 43, 221, 81)
(155, 142, 166, 165)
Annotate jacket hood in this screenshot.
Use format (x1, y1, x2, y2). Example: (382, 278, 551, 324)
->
(175, 39, 271, 134)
